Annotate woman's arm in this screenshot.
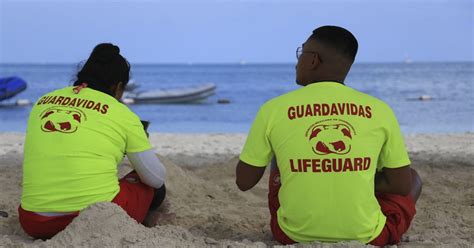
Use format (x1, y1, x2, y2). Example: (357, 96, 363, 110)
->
(127, 149, 166, 189)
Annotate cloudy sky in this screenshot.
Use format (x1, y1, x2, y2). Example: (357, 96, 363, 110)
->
(0, 0, 472, 63)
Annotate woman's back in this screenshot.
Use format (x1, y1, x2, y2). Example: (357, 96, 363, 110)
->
(21, 86, 151, 212)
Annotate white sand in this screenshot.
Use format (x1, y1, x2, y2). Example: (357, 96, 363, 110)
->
(0, 132, 473, 247)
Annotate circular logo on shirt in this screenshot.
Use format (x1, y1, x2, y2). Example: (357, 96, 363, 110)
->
(305, 119, 355, 155)
(39, 107, 86, 133)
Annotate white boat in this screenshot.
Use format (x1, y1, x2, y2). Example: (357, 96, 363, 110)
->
(125, 80, 140, 92)
(124, 83, 216, 104)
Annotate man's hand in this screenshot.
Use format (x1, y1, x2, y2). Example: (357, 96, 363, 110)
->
(375, 165, 412, 196)
(235, 160, 266, 191)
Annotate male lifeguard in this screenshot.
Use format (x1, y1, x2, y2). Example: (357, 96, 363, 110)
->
(235, 26, 422, 246)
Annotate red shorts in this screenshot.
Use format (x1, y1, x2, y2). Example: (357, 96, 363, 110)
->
(268, 168, 416, 246)
(19, 172, 155, 239)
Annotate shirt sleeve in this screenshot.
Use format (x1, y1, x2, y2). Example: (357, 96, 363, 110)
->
(127, 149, 166, 188)
(124, 112, 153, 153)
(239, 106, 274, 167)
(377, 107, 411, 169)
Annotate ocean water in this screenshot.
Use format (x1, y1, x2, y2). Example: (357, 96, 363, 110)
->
(0, 63, 473, 133)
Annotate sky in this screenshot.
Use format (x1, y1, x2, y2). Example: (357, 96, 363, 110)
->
(0, 0, 473, 64)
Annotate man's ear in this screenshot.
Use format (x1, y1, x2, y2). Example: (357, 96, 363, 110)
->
(311, 53, 321, 70)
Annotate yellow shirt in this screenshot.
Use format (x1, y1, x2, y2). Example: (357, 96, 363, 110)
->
(21, 86, 152, 212)
(240, 82, 410, 243)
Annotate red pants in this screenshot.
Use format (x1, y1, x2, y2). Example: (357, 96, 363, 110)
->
(19, 172, 154, 239)
(268, 168, 416, 246)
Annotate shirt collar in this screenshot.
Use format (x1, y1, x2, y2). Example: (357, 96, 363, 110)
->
(305, 81, 345, 87)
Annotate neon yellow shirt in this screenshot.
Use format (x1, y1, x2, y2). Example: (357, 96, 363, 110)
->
(21, 86, 152, 212)
(240, 82, 410, 243)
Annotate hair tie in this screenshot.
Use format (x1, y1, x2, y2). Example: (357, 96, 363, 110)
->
(73, 83, 88, 94)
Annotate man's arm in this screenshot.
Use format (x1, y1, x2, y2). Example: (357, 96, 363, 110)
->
(236, 160, 266, 191)
(375, 165, 412, 196)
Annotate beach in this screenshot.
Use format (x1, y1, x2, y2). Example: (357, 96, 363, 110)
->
(0, 132, 472, 247)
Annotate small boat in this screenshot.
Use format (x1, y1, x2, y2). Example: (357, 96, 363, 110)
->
(125, 83, 216, 104)
(0, 77, 28, 101)
(125, 80, 140, 92)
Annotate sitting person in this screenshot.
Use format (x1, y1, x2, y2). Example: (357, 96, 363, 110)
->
(19, 43, 167, 239)
(235, 26, 422, 246)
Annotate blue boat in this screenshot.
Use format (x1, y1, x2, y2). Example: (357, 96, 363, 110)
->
(0, 77, 28, 101)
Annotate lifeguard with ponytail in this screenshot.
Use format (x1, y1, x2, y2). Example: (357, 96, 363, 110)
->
(19, 43, 169, 239)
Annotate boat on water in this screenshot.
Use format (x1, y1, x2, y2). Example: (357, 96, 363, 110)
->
(124, 83, 216, 104)
(124, 80, 140, 92)
(0, 76, 28, 101)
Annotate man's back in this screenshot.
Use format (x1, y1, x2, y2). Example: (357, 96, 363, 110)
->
(240, 81, 410, 243)
(236, 26, 420, 246)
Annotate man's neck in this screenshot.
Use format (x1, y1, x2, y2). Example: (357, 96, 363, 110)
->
(304, 79, 345, 86)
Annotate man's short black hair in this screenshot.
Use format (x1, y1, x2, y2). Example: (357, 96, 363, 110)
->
(310, 26, 358, 61)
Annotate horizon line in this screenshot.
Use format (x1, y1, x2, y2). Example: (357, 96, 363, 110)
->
(1, 61, 473, 66)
